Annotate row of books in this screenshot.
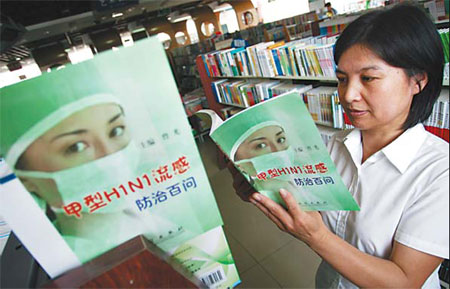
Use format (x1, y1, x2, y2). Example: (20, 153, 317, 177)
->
(319, 24, 347, 36)
(286, 23, 313, 41)
(304, 86, 344, 129)
(211, 77, 450, 137)
(211, 79, 312, 108)
(202, 35, 338, 79)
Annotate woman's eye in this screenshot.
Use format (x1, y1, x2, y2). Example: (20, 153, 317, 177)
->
(337, 76, 347, 84)
(361, 76, 374, 82)
(255, 143, 267, 150)
(65, 142, 87, 154)
(277, 137, 286, 144)
(110, 126, 125, 138)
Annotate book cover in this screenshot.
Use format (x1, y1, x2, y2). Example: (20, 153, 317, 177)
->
(0, 37, 239, 287)
(198, 92, 360, 211)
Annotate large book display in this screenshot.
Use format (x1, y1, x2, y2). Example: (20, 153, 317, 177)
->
(0, 37, 240, 288)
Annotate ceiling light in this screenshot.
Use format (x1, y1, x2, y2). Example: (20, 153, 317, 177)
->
(213, 4, 232, 13)
(171, 14, 192, 23)
(112, 12, 124, 18)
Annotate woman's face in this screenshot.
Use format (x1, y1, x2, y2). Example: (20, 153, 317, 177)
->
(20, 103, 130, 172)
(235, 125, 288, 161)
(18, 103, 131, 207)
(336, 44, 424, 133)
(244, 12, 253, 25)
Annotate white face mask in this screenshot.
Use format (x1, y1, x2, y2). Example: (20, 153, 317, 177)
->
(235, 146, 295, 182)
(15, 142, 141, 214)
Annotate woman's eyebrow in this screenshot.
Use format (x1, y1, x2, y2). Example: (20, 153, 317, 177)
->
(109, 112, 123, 124)
(51, 129, 87, 142)
(249, 137, 266, 143)
(336, 66, 381, 75)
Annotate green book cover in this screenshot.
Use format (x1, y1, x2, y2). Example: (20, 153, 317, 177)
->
(0, 37, 240, 286)
(199, 92, 360, 211)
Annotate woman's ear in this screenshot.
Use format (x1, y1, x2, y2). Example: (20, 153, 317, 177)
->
(412, 73, 428, 95)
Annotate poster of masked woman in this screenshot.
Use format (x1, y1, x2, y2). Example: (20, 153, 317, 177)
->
(203, 91, 360, 211)
(0, 37, 235, 284)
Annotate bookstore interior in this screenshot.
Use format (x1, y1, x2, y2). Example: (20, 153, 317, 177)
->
(0, 0, 449, 288)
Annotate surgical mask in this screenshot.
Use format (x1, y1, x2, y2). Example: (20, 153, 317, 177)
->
(15, 141, 141, 214)
(235, 146, 295, 182)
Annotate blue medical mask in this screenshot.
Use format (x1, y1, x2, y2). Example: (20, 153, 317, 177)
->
(15, 141, 141, 214)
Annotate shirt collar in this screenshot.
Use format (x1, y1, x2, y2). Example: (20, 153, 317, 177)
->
(381, 123, 427, 174)
(337, 129, 363, 168)
(336, 124, 427, 174)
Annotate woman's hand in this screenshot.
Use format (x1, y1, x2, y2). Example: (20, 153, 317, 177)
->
(249, 189, 329, 246)
(227, 162, 256, 202)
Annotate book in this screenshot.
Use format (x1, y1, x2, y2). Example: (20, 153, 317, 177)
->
(197, 92, 360, 211)
(0, 37, 240, 288)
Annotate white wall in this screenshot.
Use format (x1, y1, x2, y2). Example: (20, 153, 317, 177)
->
(252, 0, 310, 23)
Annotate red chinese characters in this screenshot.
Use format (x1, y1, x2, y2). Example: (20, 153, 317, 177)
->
(62, 155, 192, 218)
(254, 163, 329, 181)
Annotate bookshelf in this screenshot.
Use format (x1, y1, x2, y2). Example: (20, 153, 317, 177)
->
(170, 40, 215, 95)
(213, 75, 338, 82)
(197, 30, 450, 142)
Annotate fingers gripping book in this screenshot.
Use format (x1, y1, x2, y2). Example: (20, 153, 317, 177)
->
(198, 92, 360, 211)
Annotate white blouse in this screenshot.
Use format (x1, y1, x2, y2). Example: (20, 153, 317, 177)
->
(316, 123, 449, 288)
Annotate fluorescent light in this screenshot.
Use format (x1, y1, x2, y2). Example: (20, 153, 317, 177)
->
(67, 44, 94, 64)
(171, 14, 192, 23)
(212, 3, 233, 13)
(112, 12, 123, 18)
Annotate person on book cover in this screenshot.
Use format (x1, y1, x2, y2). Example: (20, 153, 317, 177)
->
(230, 120, 314, 204)
(230, 4, 448, 288)
(0, 73, 184, 262)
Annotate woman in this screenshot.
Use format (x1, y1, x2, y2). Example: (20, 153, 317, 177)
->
(231, 4, 448, 288)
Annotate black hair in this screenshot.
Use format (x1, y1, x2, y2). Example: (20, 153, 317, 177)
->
(325, 2, 332, 7)
(334, 3, 444, 129)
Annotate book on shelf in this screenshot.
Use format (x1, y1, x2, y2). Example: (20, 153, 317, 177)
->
(197, 91, 360, 211)
(0, 37, 240, 288)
